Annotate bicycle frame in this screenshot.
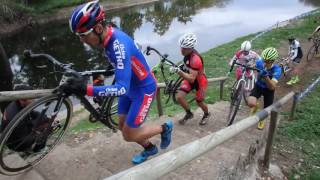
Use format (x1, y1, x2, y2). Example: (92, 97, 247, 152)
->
(230, 61, 258, 93)
(23, 50, 117, 131)
(145, 46, 183, 104)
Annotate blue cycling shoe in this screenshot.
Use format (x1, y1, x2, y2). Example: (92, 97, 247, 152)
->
(160, 120, 173, 149)
(132, 145, 158, 164)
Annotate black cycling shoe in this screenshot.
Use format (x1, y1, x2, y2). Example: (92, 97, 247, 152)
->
(199, 113, 210, 126)
(179, 112, 194, 125)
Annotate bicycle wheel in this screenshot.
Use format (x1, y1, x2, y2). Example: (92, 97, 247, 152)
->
(227, 82, 244, 126)
(0, 94, 72, 175)
(172, 77, 184, 104)
(105, 96, 119, 129)
(307, 44, 317, 61)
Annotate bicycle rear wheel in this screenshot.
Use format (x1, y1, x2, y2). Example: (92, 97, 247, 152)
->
(227, 82, 244, 126)
(307, 44, 317, 62)
(0, 94, 72, 175)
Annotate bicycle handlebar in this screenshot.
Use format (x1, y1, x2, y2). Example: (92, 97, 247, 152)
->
(23, 50, 114, 77)
(229, 60, 260, 73)
(145, 46, 177, 67)
(24, 50, 76, 73)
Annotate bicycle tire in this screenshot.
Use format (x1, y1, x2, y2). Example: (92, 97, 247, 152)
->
(307, 44, 317, 62)
(104, 96, 119, 129)
(172, 77, 184, 104)
(0, 94, 72, 175)
(227, 82, 244, 126)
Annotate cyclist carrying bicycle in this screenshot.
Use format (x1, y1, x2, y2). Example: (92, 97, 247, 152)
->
(170, 33, 210, 125)
(286, 36, 303, 85)
(247, 47, 282, 130)
(66, 1, 173, 164)
(229, 41, 260, 80)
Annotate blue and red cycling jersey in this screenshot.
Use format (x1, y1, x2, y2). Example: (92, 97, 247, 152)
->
(87, 26, 156, 97)
(86, 26, 156, 128)
(255, 59, 282, 89)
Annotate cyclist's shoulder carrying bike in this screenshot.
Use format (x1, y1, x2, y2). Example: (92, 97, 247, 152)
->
(0, 50, 117, 175)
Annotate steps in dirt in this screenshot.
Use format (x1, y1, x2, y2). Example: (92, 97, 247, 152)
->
(0, 101, 266, 180)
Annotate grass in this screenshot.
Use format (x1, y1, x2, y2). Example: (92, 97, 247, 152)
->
(69, 117, 105, 134)
(276, 84, 320, 179)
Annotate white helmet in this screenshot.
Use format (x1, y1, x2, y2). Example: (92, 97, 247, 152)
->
(241, 41, 251, 51)
(179, 33, 197, 48)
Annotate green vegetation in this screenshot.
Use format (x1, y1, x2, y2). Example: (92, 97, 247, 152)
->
(70, 117, 105, 134)
(277, 84, 320, 179)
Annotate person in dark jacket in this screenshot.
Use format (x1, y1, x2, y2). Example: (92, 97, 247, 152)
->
(0, 42, 13, 113)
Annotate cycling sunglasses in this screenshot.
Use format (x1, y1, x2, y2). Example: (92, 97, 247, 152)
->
(76, 28, 94, 37)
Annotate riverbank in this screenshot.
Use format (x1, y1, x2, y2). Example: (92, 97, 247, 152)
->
(0, 0, 159, 38)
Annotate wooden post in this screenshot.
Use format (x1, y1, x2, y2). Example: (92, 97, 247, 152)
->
(156, 87, 163, 117)
(263, 108, 278, 169)
(219, 80, 224, 100)
(289, 93, 299, 121)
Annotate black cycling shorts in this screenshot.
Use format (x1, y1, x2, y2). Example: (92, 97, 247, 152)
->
(250, 85, 275, 108)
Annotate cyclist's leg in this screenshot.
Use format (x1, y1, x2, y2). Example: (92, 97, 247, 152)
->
(176, 80, 191, 111)
(121, 84, 163, 143)
(235, 67, 242, 80)
(247, 85, 262, 108)
(262, 89, 275, 108)
(195, 78, 209, 114)
(257, 89, 275, 130)
(117, 95, 131, 131)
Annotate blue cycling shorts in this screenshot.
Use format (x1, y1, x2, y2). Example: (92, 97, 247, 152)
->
(118, 83, 156, 128)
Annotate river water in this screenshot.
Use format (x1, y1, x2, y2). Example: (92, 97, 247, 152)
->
(1, 0, 319, 88)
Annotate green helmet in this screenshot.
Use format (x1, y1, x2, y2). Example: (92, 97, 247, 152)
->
(261, 47, 278, 61)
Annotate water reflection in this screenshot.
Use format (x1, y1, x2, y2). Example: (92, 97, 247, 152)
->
(0, 0, 318, 88)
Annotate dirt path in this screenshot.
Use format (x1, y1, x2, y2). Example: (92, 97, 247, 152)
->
(0, 102, 268, 180)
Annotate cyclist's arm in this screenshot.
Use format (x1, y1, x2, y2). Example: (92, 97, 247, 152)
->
(263, 66, 281, 91)
(178, 69, 198, 83)
(229, 55, 237, 66)
(262, 77, 277, 91)
(87, 42, 131, 97)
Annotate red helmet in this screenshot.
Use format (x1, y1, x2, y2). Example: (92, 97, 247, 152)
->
(69, 1, 105, 35)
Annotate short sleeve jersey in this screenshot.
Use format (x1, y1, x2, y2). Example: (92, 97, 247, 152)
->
(183, 50, 207, 83)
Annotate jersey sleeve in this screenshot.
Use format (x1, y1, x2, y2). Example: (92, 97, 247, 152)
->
(88, 39, 132, 97)
(189, 54, 203, 70)
(271, 66, 282, 83)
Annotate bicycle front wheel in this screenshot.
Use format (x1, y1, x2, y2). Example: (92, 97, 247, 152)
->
(0, 94, 72, 175)
(105, 96, 119, 129)
(307, 44, 317, 62)
(172, 77, 184, 104)
(227, 82, 244, 126)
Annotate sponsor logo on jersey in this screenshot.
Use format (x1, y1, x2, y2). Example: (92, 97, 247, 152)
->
(134, 93, 154, 125)
(131, 56, 148, 80)
(113, 39, 125, 69)
(97, 87, 126, 96)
